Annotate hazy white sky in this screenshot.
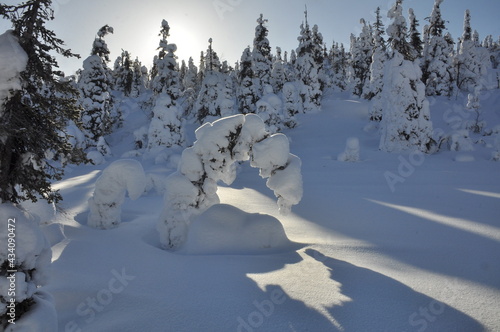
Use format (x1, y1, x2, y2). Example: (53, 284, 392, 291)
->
(1, 0, 499, 74)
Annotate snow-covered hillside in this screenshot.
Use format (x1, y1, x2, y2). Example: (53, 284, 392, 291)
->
(26, 92, 500, 331)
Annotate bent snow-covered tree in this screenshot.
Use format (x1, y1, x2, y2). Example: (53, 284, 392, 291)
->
(158, 114, 303, 249)
(88, 159, 146, 229)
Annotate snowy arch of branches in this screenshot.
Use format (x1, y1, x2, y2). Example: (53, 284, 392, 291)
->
(158, 114, 303, 249)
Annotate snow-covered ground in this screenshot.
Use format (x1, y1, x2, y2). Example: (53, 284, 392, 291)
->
(33, 92, 500, 331)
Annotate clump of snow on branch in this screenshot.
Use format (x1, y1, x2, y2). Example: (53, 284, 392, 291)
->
(88, 159, 146, 229)
(158, 114, 303, 249)
(0, 31, 28, 116)
(338, 137, 360, 162)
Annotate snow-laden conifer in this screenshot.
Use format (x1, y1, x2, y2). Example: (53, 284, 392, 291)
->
(147, 20, 185, 151)
(379, 0, 434, 153)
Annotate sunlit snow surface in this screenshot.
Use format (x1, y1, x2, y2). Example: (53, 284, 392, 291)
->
(32, 93, 500, 331)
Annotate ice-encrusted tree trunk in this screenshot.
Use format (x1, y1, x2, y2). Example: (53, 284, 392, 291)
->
(379, 0, 434, 153)
(88, 159, 146, 229)
(158, 114, 303, 249)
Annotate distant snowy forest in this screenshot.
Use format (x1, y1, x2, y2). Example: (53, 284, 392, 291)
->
(1, 0, 500, 330)
(68, 0, 499, 159)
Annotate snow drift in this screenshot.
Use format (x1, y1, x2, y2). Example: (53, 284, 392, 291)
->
(182, 204, 292, 255)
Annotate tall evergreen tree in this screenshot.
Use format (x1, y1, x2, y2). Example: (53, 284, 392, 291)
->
(0, 2, 84, 327)
(78, 25, 116, 145)
(422, 0, 456, 96)
(237, 46, 258, 114)
(196, 38, 235, 122)
(148, 20, 185, 151)
(130, 57, 148, 98)
(252, 13, 272, 95)
(366, 26, 387, 121)
(151, 19, 180, 96)
(380, 0, 434, 153)
(349, 19, 374, 97)
(0, 0, 86, 204)
(455, 10, 490, 92)
(295, 8, 322, 112)
(408, 8, 423, 59)
(113, 50, 133, 96)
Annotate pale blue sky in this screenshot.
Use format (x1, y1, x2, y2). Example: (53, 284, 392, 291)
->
(1, 0, 499, 74)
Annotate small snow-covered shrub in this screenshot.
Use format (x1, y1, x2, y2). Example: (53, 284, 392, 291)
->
(88, 159, 146, 229)
(338, 137, 360, 162)
(158, 114, 303, 249)
(449, 130, 474, 152)
(0, 204, 56, 331)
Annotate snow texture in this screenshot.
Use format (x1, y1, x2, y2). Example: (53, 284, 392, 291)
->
(158, 114, 303, 249)
(0, 31, 28, 117)
(87, 159, 146, 229)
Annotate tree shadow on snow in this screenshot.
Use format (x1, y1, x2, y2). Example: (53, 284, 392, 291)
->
(304, 249, 486, 332)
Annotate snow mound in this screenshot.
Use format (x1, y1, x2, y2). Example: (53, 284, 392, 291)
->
(182, 204, 292, 255)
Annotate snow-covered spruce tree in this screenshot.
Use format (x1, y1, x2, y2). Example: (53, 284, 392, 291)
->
(158, 114, 303, 249)
(422, 0, 456, 96)
(282, 82, 300, 128)
(455, 10, 490, 93)
(408, 8, 423, 59)
(181, 56, 198, 118)
(271, 47, 287, 92)
(379, 0, 434, 153)
(0, 1, 86, 329)
(130, 57, 148, 98)
(349, 19, 374, 97)
(366, 27, 387, 121)
(295, 9, 322, 113)
(256, 85, 285, 133)
(113, 50, 133, 96)
(147, 20, 185, 152)
(329, 42, 348, 91)
(237, 46, 258, 114)
(195, 38, 235, 123)
(78, 25, 115, 147)
(251, 14, 272, 98)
